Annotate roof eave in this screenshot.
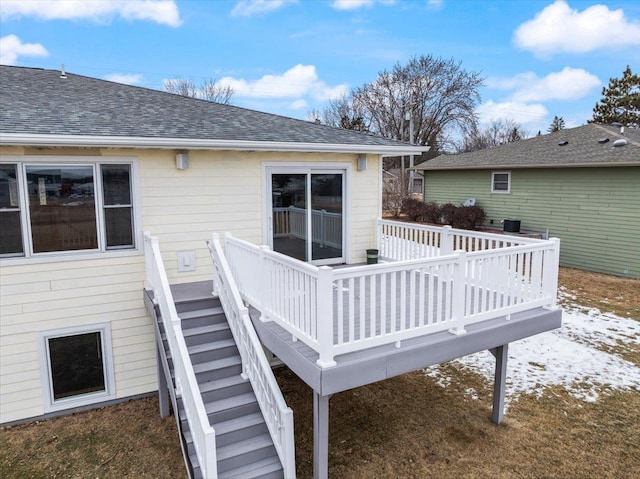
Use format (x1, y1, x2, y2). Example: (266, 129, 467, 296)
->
(413, 161, 640, 170)
(0, 133, 429, 157)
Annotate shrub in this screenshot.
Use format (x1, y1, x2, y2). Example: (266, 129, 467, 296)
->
(400, 197, 428, 221)
(451, 205, 486, 230)
(439, 203, 457, 225)
(423, 202, 441, 224)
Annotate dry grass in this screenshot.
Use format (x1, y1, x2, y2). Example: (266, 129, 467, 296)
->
(558, 267, 640, 321)
(2, 267, 639, 478)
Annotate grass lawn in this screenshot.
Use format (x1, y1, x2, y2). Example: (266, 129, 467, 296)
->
(1, 267, 639, 478)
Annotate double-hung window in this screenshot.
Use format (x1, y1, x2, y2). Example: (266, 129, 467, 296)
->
(0, 158, 136, 258)
(491, 171, 511, 194)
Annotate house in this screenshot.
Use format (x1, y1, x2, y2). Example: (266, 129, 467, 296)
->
(413, 124, 640, 279)
(1, 65, 562, 479)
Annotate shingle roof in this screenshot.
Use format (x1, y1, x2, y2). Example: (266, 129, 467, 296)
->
(414, 123, 640, 170)
(0, 65, 424, 154)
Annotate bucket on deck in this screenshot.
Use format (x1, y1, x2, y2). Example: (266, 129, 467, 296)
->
(366, 249, 379, 264)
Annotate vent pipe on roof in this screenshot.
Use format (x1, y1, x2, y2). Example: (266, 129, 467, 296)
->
(60, 64, 67, 79)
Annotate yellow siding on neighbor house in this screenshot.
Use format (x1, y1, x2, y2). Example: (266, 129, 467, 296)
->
(0, 147, 381, 423)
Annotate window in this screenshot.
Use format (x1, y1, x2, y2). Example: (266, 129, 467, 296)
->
(38, 324, 115, 412)
(491, 171, 511, 194)
(0, 159, 136, 257)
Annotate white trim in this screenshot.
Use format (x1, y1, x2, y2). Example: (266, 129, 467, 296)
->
(37, 323, 116, 414)
(0, 155, 140, 259)
(491, 170, 511, 194)
(1, 133, 428, 157)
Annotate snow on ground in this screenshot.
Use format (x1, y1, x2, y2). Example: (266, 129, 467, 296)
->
(425, 294, 640, 405)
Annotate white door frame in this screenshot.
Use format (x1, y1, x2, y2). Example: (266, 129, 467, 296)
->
(262, 162, 352, 265)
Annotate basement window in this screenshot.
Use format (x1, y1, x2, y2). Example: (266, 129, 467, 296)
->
(38, 324, 115, 412)
(491, 171, 511, 194)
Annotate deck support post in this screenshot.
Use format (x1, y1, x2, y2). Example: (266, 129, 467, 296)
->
(490, 344, 508, 424)
(313, 392, 331, 479)
(157, 347, 170, 418)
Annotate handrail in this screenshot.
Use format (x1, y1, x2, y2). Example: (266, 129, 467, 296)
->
(224, 223, 560, 367)
(144, 233, 217, 479)
(377, 218, 542, 261)
(207, 233, 296, 479)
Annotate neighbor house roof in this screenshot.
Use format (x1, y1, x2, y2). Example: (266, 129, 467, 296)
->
(0, 65, 427, 156)
(414, 123, 640, 170)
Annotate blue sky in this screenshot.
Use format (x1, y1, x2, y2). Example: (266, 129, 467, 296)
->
(1, 0, 639, 137)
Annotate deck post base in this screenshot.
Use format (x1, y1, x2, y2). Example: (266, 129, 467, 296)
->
(313, 392, 331, 479)
(490, 344, 509, 424)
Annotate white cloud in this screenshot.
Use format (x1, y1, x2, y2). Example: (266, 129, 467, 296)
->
(426, 0, 443, 10)
(513, 0, 640, 56)
(218, 64, 348, 101)
(289, 99, 307, 110)
(104, 73, 143, 85)
(488, 67, 601, 103)
(0, 0, 181, 27)
(231, 0, 296, 17)
(331, 0, 396, 11)
(0, 34, 48, 65)
(477, 100, 548, 126)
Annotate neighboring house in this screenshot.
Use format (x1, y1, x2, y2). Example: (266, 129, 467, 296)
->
(1, 66, 562, 479)
(414, 124, 640, 279)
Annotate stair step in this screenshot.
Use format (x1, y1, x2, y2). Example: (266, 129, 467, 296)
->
(206, 392, 260, 424)
(215, 411, 269, 447)
(217, 433, 277, 473)
(189, 338, 238, 364)
(179, 306, 224, 320)
(194, 355, 242, 382)
(219, 454, 283, 479)
(199, 374, 253, 403)
(183, 323, 232, 346)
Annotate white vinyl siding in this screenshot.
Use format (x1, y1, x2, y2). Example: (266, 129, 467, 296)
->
(0, 147, 382, 423)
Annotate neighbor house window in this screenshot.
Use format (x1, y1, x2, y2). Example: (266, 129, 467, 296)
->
(38, 324, 115, 412)
(0, 159, 136, 257)
(491, 171, 511, 194)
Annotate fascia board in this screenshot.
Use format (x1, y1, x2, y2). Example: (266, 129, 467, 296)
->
(413, 162, 640, 170)
(0, 133, 429, 157)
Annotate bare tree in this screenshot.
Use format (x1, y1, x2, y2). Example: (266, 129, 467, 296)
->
(350, 55, 483, 157)
(321, 94, 370, 132)
(164, 77, 234, 104)
(459, 119, 528, 152)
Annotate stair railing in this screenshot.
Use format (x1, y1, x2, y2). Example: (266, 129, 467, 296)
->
(207, 233, 296, 479)
(144, 232, 218, 479)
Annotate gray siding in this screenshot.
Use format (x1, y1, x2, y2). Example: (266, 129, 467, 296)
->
(422, 167, 640, 278)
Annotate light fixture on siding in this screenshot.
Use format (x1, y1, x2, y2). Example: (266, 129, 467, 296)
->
(176, 152, 189, 170)
(357, 156, 367, 171)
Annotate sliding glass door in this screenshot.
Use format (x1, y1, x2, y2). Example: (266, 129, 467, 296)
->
(268, 168, 345, 265)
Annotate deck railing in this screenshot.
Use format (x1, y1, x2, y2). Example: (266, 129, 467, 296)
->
(144, 233, 217, 478)
(207, 233, 296, 479)
(273, 206, 342, 249)
(224, 221, 559, 367)
(378, 219, 541, 260)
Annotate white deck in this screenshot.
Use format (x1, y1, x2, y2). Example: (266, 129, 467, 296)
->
(223, 219, 561, 367)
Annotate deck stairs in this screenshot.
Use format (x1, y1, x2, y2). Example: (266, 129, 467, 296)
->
(157, 284, 285, 479)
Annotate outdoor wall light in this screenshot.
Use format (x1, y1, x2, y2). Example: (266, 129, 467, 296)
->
(357, 156, 367, 171)
(176, 152, 189, 170)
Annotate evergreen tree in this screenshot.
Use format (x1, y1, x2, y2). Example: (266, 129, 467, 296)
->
(591, 66, 640, 128)
(548, 116, 565, 133)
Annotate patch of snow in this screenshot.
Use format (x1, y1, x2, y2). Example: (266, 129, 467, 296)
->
(425, 302, 640, 405)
